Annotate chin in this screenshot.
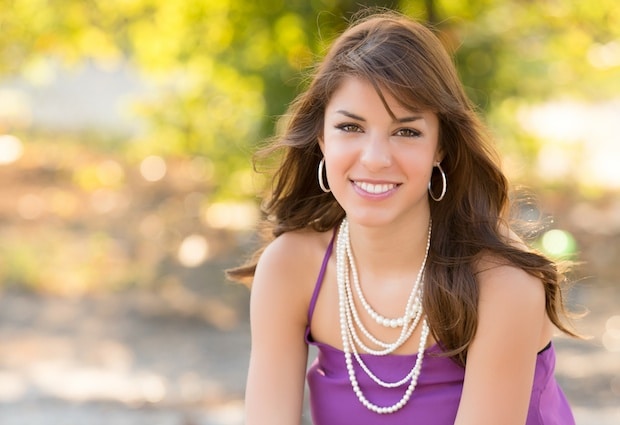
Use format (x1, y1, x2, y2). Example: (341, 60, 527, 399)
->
(341, 210, 395, 228)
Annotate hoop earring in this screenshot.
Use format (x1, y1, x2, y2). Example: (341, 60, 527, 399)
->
(428, 162, 446, 202)
(318, 158, 331, 193)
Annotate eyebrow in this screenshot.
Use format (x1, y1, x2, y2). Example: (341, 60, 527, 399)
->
(336, 109, 423, 123)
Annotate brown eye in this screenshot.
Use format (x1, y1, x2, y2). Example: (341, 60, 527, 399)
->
(396, 128, 422, 137)
(336, 124, 363, 133)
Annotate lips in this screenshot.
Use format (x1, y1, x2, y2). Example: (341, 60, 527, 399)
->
(353, 181, 398, 194)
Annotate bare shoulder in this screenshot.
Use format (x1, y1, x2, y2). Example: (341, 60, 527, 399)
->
(475, 252, 545, 312)
(472, 248, 548, 356)
(251, 228, 334, 323)
(256, 228, 333, 284)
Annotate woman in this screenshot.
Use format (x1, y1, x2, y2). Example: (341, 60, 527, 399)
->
(228, 11, 577, 425)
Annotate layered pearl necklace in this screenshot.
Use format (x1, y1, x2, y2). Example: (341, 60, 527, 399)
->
(336, 217, 431, 414)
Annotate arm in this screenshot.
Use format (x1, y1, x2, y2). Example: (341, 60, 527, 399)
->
(245, 233, 313, 425)
(454, 259, 548, 425)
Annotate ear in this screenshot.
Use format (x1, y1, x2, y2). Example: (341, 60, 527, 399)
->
(434, 146, 445, 164)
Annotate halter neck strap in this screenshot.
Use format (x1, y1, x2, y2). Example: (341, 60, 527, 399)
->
(307, 227, 337, 326)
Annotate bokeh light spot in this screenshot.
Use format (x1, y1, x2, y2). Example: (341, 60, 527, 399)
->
(0, 134, 24, 165)
(47, 188, 79, 218)
(602, 330, 620, 352)
(605, 315, 620, 339)
(140, 155, 167, 182)
(0, 89, 32, 127)
(204, 202, 259, 231)
(177, 234, 210, 267)
(588, 41, 620, 69)
(541, 229, 576, 257)
(96, 160, 124, 186)
(187, 156, 215, 182)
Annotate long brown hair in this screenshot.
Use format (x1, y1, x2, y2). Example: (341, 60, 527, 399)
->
(227, 11, 576, 365)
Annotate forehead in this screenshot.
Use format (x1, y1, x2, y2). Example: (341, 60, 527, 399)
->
(326, 76, 426, 117)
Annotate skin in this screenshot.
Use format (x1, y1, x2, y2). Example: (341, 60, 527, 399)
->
(245, 76, 554, 425)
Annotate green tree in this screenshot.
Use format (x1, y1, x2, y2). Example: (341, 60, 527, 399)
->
(1, 0, 619, 198)
(1, 0, 398, 198)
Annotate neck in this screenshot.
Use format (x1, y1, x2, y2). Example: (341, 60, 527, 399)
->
(345, 214, 431, 280)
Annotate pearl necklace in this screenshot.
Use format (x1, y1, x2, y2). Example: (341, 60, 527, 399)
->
(343, 220, 430, 354)
(336, 218, 431, 414)
(346, 224, 429, 329)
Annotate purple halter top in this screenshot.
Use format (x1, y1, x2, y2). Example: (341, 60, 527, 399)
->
(304, 232, 575, 425)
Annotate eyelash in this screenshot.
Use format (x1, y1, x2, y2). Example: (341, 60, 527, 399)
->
(396, 128, 422, 138)
(335, 123, 422, 138)
(336, 123, 362, 133)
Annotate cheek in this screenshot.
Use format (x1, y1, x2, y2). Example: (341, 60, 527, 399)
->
(397, 148, 437, 182)
(322, 137, 354, 164)
(324, 153, 347, 184)
(322, 145, 354, 191)
(405, 156, 431, 178)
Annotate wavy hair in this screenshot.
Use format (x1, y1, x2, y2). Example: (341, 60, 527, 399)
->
(227, 11, 576, 365)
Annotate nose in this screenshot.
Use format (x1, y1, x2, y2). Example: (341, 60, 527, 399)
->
(360, 134, 392, 171)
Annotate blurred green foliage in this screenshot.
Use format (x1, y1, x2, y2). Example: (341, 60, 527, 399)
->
(2, 0, 619, 199)
(1, 1, 619, 294)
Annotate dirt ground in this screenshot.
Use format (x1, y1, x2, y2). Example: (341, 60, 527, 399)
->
(0, 274, 618, 425)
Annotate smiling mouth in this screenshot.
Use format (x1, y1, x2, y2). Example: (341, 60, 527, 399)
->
(353, 181, 399, 194)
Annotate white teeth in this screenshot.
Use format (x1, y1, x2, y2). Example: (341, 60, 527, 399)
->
(355, 181, 396, 194)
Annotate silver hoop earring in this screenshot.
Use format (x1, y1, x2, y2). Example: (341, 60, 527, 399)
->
(428, 162, 447, 202)
(318, 158, 331, 193)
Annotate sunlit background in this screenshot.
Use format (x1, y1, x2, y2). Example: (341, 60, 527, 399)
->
(0, 0, 619, 424)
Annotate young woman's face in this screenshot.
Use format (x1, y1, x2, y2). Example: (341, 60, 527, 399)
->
(320, 76, 441, 228)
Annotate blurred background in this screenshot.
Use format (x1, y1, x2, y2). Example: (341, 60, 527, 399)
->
(0, 0, 618, 424)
